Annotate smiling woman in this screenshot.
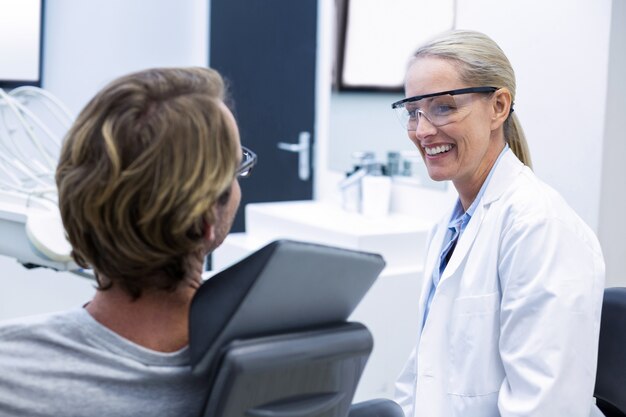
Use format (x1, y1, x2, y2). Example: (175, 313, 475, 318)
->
(393, 30, 605, 417)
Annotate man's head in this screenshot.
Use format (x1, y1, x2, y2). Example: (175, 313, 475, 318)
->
(56, 67, 241, 298)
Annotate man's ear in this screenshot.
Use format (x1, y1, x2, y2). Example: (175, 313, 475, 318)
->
(490, 88, 512, 131)
(202, 215, 216, 250)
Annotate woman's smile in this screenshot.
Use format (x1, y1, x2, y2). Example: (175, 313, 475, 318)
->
(423, 143, 455, 157)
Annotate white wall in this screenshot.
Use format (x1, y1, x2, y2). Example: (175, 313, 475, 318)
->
(0, 257, 95, 320)
(43, 0, 208, 114)
(327, 91, 406, 172)
(599, 0, 626, 288)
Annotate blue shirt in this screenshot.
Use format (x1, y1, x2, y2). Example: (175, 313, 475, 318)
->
(422, 145, 509, 327)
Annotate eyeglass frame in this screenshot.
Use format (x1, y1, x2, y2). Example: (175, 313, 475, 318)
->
(391, 86, 499, 110)
(237, 146, 257, 178)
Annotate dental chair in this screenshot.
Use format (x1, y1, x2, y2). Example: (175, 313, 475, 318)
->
(594, 287, 626, 417)
(189, 239, 404, 417)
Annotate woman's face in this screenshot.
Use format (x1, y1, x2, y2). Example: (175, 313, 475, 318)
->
(404, 57, 505, 195)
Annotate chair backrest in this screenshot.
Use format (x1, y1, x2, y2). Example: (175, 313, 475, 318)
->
(204, 322, 373, 417)
(595, 287, 626, 417)
(189, 240, 386, 417)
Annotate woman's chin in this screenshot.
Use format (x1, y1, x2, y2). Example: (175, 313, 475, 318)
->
(425, 169, 450, 183)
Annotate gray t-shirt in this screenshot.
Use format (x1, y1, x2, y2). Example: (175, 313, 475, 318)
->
(0, 307, 209, 417)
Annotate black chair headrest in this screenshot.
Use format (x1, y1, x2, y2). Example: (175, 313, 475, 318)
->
(189, 240, 385, 375)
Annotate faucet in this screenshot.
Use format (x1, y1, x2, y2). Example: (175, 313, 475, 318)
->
(339, 152, 386, 213)
(339, 152, 380, 189)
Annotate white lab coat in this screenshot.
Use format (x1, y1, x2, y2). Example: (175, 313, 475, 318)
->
(395, 150, 605, 417)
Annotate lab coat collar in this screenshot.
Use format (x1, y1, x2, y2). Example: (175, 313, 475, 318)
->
(481, 149, 525, 205)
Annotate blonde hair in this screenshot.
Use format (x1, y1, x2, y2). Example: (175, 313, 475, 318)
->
(413, 30, 532, 168)
(56, 67, 239, 297)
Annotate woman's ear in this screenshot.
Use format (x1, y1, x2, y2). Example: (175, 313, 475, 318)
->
(490, 88, 512, 131)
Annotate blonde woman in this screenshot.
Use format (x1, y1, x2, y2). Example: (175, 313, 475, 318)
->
(0, 67, 255, 416)
(392, 31, 604, 417)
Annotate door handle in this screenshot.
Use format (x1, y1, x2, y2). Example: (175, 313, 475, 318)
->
(277, 131, 310, 181)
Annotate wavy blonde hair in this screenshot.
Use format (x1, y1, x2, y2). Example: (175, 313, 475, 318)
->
(413, 30, 532, 168)
(56, 67, 239, 298)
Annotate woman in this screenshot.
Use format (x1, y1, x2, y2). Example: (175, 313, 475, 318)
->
(392, 30, 605, 417)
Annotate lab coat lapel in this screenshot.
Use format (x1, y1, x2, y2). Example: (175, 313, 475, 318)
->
(438, 203, 486, 283)
(416, 216, 450, 333)
(423, 221, 447, 290)
(438, 149, 525, 284)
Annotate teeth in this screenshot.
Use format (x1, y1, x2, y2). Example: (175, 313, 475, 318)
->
(425, 144, 452, 156)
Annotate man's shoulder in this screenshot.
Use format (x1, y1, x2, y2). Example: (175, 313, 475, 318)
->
(0, 308, 85, 347)
(0, 308, 207, 417)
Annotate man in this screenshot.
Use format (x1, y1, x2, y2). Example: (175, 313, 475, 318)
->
(0, 67, 253, 416)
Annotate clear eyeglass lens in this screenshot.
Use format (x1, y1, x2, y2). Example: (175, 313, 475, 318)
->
(396, 94, 466, 131)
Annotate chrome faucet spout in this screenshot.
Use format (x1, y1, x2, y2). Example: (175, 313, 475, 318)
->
(338, 168, 367, 190)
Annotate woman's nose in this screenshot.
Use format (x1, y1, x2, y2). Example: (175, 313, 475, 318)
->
(414, 111, 438, 139)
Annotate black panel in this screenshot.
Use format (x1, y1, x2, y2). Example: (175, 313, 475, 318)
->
(210, 0, 317, 232)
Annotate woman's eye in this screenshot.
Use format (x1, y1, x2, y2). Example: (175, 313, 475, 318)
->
(432, 104, 455, 116)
